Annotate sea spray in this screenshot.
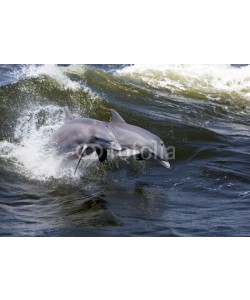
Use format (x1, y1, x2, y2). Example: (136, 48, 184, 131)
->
(116, 64, 250, 105)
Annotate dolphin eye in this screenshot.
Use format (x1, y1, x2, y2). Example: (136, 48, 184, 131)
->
(161, 142, 163, 146)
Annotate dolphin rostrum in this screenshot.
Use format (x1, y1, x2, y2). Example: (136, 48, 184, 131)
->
(52, 107, 122, 173)
(109, 109, 170, 168)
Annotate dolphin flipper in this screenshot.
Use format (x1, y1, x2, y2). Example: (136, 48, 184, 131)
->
(64, 106, 74, 123)
(110, 109, 126, 124)
(74, 145, 95, 174)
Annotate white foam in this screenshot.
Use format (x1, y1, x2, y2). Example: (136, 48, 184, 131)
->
(12, 64, 97, 98)
(0, 105, 85, 182)
(117, 64, 250, 103)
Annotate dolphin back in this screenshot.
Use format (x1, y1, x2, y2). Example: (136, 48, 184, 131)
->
(110, 109, 126, 124)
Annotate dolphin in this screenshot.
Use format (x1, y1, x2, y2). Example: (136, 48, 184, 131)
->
(52, 107, 122, 173)
(109, 109, 170, 168)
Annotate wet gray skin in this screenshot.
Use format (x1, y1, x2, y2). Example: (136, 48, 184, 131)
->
(109, 109, 170, 168)
(52, 107, 121, 170)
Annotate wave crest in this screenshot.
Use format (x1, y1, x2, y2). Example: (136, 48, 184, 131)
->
(117, 64, 250, 105)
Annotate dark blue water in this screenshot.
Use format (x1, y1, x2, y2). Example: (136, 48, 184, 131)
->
(0, 64, 249, 236)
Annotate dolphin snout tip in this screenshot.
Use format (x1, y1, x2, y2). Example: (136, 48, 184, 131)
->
(111, 142, 122, 151)
(161, 161, 171, 169)
(114, 145, 122, 151)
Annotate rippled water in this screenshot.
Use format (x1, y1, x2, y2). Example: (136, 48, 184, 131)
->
(0, 64, 249, 236)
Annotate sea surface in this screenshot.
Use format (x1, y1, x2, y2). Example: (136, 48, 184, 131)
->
(0, 64, 249, 236)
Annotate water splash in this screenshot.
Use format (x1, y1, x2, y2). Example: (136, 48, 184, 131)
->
(0, 105, 83, 182)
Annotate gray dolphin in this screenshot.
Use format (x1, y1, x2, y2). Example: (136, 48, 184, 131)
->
(52, 107, 122, 173)
(109, 109, 170, 168)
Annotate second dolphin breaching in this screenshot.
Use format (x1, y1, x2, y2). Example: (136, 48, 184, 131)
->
(52, 107, 170, 173)
(109, 109, 170, 169)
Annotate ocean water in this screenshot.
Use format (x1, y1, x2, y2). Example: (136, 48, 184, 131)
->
(0, 64, 249, 236)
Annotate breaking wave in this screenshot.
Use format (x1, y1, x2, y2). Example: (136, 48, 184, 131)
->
(116, 64, 250, 106)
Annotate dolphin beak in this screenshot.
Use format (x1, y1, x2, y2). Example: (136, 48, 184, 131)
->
(161, 160, 171, 169)
(110, 142, 122, 151)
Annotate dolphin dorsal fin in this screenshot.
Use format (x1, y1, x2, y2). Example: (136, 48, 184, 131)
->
(64, 106, 74, 122)
(110, 109, 126, 124)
